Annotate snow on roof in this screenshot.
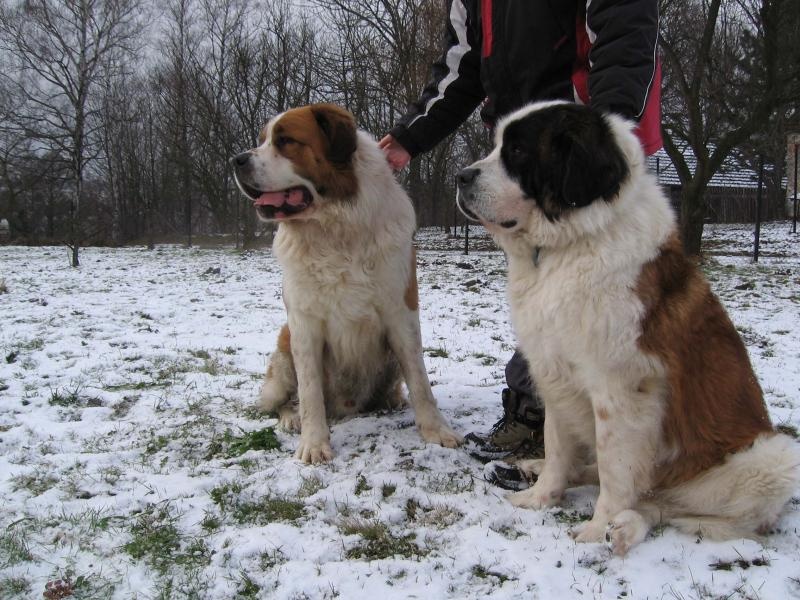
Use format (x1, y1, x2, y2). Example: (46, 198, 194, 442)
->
(646, 147, 781, 189)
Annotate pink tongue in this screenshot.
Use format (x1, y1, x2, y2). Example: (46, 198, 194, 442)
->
(254, 188, 306, 207)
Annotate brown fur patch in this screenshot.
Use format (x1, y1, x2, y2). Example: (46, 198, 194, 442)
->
(596, 407, 610, 421)
(635, 234, 773, 488)
(404, 248, 419, 311)
(277, 324, 291, 354)
(272, 104, 358, 198)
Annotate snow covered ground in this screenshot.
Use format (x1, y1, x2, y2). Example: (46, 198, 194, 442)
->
(0, 222, 798, 599)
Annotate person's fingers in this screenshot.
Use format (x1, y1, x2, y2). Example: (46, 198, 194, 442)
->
(378, 134, 393, 149)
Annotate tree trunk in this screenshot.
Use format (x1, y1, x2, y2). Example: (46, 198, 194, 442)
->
(679, 184, 706, 257)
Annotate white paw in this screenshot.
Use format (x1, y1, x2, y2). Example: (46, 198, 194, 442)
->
(508, 482, 563, 510)
(418, 420, 463, 448)
(277, 407, 301, 432)
(295, 436, 334, 464)
(515, 459, 545, 477)
(609, 509, 649, 556)
(571, 518, 608, 544)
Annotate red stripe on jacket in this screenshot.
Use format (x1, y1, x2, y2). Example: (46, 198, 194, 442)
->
(573, 15, 662, 155)
(481, 0, 493, 57)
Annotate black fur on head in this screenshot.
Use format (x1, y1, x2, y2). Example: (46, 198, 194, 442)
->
(500, 104, 629, 221)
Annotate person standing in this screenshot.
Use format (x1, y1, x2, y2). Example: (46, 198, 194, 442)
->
(379, 0, 662, 470)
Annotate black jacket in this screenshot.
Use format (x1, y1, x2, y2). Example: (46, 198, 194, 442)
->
(390, 0, 659, 158)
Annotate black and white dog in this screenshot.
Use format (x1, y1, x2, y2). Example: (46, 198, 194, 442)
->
(457, 101, 799, 555)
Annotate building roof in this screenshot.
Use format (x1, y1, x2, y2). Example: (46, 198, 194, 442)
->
(646, 147, 781, 189)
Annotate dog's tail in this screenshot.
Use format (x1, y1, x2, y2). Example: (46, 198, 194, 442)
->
(652, 433, 800, 540)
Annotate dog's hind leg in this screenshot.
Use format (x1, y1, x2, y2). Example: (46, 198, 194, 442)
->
(656, 433, 800, 541)
(608, 432, 800, 555)
(260, 324, 300, 431)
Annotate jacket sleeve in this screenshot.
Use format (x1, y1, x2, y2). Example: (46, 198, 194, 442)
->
(389, 0, 485, 158)
(586, 0, 659, 121)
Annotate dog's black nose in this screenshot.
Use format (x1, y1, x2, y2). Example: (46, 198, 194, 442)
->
(457, 167, 480, 188)
(230, 152, 251, 168)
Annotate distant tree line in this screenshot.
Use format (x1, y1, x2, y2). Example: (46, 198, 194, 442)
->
(0, 0, 798, 265)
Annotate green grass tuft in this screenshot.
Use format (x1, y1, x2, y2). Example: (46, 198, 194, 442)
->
(340, 519, 426, 561)
(0, 576, 30, 597)
(233, 497, 305, 525)
(206, 427, 280, 459)
(123, 504, 210, 575)
(425, 346, 449, 358)
(0, 526, 33, 567)
(354, 474, 371, 496)
(471, 564, 512, 584)
(381, 483, 397, 499)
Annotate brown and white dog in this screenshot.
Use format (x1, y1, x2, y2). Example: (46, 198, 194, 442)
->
(230, 103, 461, 463)
(456, 101, 799, 554)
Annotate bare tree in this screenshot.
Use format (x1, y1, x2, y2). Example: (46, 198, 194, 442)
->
(0, 0, 145, 265)
(660, 0, 800, 255)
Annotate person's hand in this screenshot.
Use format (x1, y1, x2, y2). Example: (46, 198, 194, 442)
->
(378, 134, 411, 171)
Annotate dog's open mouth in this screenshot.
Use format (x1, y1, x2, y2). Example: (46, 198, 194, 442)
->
(249, 185, 314, 220)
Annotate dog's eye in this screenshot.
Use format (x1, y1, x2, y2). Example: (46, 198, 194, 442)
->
(507, 144, 526, 159)
(275, 136, 296, 149)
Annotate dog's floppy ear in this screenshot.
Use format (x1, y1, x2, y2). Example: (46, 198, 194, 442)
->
(550, 109, 629, 209)
(311, 104, 357, 165)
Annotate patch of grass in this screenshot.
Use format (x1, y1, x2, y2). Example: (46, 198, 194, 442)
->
(210, 481, 244, 510)
(471, 564, 512, 584)
(211, 481, 305, 524)
(552, 509, 592, 525)
(354, 474, 372, 496)
(206, 427, 280, 459)
(381, 483, 397, 499)
(9, 471, 58, 496)
(776, 423, 799, 439)
(233, 497, 305, 525)
(425, 346, 449, 358)
(200, 512, 222, 532)
(48, 385, 85, 407)
(145, 433, 170, 455)
(0, 525, 33, 566)
(405, 501, 463, 529)
(99, 465, 122, 485)
(235, 571, 261, 598)
(472, 352, 497, 366)
(422, 471, 475, 494)
(709, 556, 770, 571)
(340, 519, 426, 561)
(298, 474, 324, 498)
(110, 395, 138, 418)
(189, 349, 211, 360)
(489, 523, 526, 540)
(0, 576, 30, 597)
(123, 504, 210, 575)
(259, 547, 288, 570)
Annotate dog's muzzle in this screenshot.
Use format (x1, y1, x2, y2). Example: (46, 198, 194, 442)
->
(456, 167, 481, 222)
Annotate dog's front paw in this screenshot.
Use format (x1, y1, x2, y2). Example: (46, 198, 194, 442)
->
(570, 518, 608, 544)
(508, 482, 563, 510)
(608, 509, 649, 556)
(295, 436, 334, 464)
(277, 406, 301, 432)
(515, 459, 546, 478)
(419, 420, 463, 448)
